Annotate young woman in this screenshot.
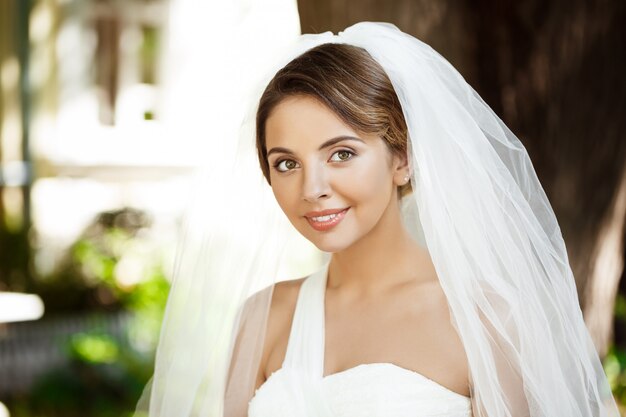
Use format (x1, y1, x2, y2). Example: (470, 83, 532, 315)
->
(245, 43, 472, 416)
(137, 22, 620, 417)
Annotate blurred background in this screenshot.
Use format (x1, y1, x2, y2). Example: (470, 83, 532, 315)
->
(0, 0, 625, 416)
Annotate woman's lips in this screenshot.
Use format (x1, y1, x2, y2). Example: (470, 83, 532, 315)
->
(304, 207, 350, 232)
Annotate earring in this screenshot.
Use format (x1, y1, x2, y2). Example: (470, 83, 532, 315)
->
(403, 174, 410, 184)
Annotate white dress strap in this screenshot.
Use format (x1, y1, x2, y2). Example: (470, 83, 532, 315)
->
(281, 261, 330, 378)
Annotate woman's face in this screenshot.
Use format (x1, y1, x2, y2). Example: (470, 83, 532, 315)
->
(264, 95, 407, 253)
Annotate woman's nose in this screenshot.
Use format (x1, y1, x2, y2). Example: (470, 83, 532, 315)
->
(301, 164, 330, 203)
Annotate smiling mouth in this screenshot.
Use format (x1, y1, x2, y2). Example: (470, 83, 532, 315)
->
(305, 208, 350, 231)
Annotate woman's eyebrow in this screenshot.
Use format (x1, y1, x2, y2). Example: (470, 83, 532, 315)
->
(266, 135, 365, 157)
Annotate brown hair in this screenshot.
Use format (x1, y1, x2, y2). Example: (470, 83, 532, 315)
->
(256, 43, 412, 198)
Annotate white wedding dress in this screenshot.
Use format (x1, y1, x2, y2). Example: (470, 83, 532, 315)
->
(248, 261, 473, 417)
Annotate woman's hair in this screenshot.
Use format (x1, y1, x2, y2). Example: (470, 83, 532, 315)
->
(255, 43, 412, 199)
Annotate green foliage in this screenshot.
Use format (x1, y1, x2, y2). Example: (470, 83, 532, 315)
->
(70, 333, 120, 364)
(608, 292, 626, 409)
(35, 208, 170, 313)
(10, 327, 157, 417)
(0, 224, 32, 292)
(604, 344, 626, 405)
(615, 293, 626, 320)
(6, 207, 171, 417)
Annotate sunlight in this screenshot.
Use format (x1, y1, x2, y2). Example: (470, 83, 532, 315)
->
(0, 293, 44, 323)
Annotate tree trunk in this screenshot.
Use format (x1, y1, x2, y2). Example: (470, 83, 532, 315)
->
(297, 0, 626, 355)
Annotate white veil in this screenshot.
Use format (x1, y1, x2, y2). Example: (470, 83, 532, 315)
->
(135, 22, 620, 417)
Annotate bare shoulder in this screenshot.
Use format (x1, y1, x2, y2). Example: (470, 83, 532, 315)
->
(264, 277, 307, 346)
(269, 277, 307, 312)
(257, 277, 307, 383)
(224, 278, 307, 415)
(239, 277, 304, 318)
(420, 279, 470, 396)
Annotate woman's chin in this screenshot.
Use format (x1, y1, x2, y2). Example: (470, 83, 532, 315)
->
(308, 235, 354, 254)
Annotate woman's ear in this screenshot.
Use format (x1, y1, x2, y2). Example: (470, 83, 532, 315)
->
(392, 151, 411, 186)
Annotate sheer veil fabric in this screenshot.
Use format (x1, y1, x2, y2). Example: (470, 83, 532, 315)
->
(135, 22, 620, 417)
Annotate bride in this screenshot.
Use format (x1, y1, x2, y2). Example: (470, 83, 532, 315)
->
(245, 42, 472, 416)
(137, 22, 620, 417)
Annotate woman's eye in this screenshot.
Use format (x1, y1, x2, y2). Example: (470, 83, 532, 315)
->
(329, 149, 356, 162)
(273, 159, 299, 172)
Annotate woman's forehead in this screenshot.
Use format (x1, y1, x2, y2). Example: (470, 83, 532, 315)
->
(265, 96, 367, 149)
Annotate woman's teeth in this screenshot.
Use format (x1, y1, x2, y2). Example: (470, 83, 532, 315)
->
(312, 213, 338, 222)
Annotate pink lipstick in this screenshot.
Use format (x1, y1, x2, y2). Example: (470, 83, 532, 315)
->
(304, 207, 350, 232)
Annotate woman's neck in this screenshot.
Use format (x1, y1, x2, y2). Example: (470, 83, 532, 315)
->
(327, 197, 436, 297)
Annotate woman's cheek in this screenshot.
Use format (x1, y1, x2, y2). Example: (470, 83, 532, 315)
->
(271, 182, 293, 215)
(278, 182, 307, 229)
(344, 160, 391, 201)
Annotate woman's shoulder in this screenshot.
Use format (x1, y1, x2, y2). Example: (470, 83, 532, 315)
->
(240, 276, 306, 313)
(239, 276, 308, 342)
(263, 276, 308, 343)
(254, 276, 308, 381)
(270, 277, 307, 310)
